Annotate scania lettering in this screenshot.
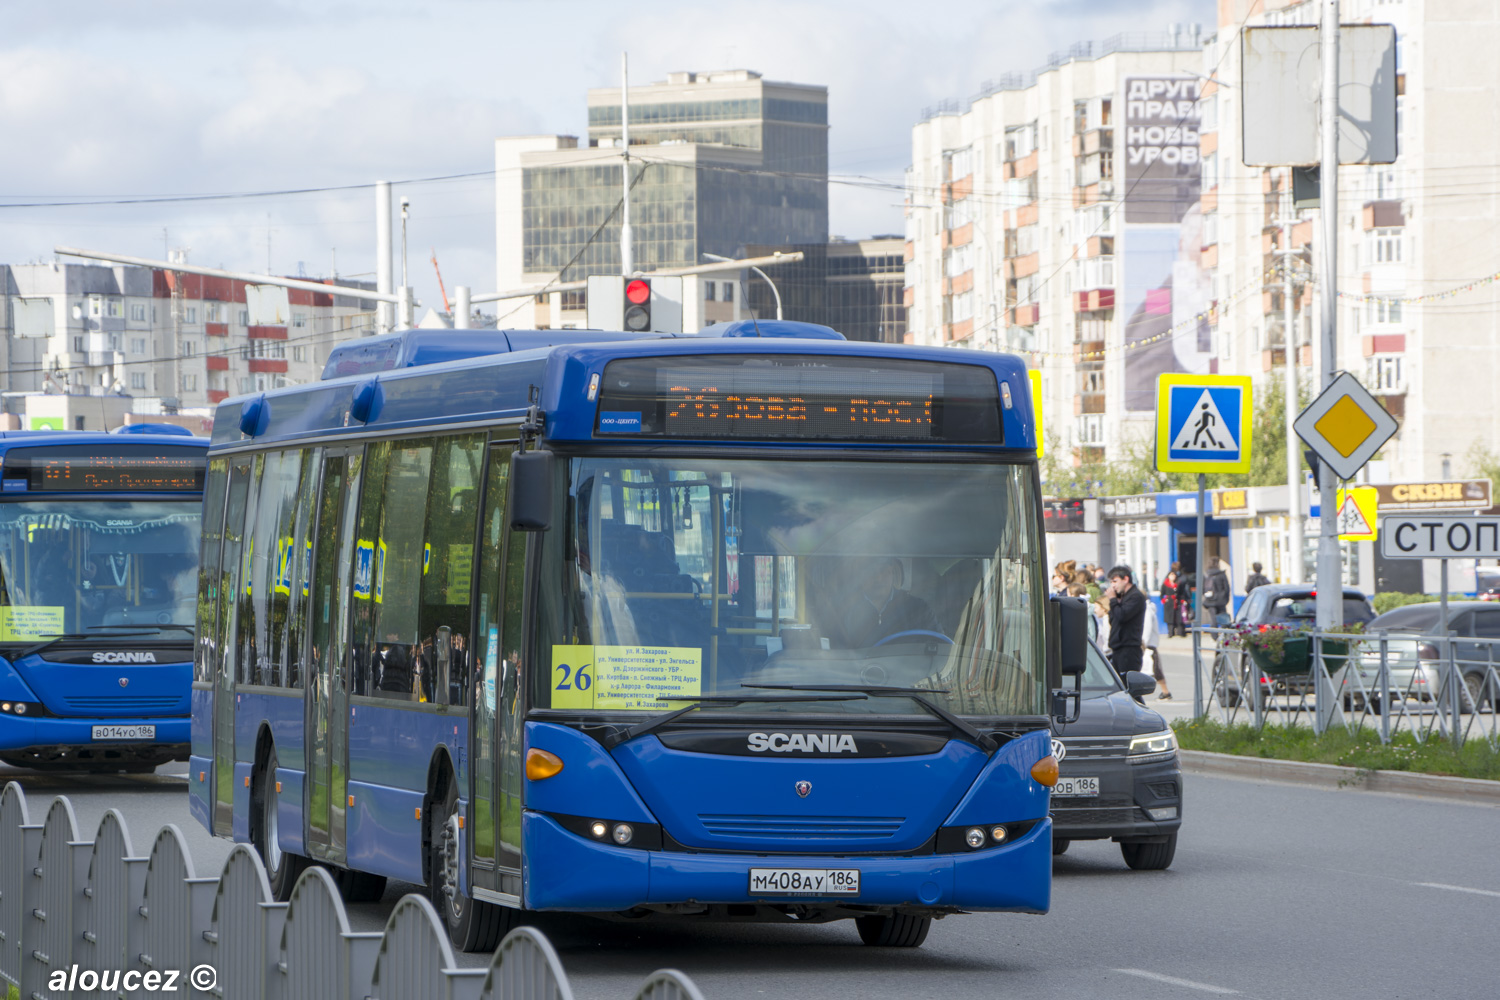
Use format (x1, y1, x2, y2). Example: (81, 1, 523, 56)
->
(0, 432, 207, 772)
(747, 732, 859, 753)
(195, 326, 1075, 954)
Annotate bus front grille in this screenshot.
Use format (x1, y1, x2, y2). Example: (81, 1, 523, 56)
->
(58, 696, 185, 715)
(698, 814, 905, 841)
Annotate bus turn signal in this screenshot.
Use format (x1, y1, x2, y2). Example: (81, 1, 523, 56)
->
(526, 748, 564, 780)
(1031, 755, 1059, 787)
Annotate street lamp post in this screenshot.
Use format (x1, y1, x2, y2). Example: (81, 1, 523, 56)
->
(703, 252, 782, 320)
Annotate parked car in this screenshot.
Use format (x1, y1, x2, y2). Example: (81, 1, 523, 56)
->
(1213, 585, 1375, 706)
(1355, 601, 1500, 710)
(1050, 616, 1183, 870)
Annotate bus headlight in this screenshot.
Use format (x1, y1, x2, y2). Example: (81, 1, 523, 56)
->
(612, 823, 634, 845)
(589, 820, 608, 839)
(964, 827, 986, 849)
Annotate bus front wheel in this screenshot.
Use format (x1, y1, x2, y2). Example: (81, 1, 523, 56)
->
(254, 748, 308, 901)
(855, 913, 931, 947)
(430, 780, 512, 952)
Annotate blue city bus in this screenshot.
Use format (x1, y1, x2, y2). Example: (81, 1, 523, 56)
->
(193, 327, 1082, 951)
(0, 430, 208, 772)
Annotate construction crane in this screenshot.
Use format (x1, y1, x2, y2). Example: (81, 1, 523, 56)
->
(430, 248, 451, 323)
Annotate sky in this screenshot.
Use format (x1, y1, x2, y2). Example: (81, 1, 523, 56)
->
(0, 0, 1214, 317)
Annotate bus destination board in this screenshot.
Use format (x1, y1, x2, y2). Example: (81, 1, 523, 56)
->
(31, 456, 204, 492)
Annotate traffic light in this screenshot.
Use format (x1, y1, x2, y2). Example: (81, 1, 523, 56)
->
(623, 277, 652, 331)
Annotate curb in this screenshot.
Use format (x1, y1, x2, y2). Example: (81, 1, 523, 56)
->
(1180, 749, 1500, 807)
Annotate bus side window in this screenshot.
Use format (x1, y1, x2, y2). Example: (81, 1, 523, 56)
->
(233, 454, 267, 686)
(359, 439, 433, 702)
(419, 434, 485, 707)
(284, 449, 319, 689)
(349, 442, 391, 699)
(247, 451, 299, 687)
(218, 461, 253, 687)
(195, 458, 229, 685)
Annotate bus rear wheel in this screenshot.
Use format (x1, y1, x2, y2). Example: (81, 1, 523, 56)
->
(430, 780, 513, 952)
(254, 748, 308, 901)
(855, 913, 931, 947)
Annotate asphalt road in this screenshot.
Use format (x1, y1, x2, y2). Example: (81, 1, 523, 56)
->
(5, 758, 1497, 999)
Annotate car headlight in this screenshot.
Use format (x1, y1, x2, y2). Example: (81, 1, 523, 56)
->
(1128, 730, 1177, 756)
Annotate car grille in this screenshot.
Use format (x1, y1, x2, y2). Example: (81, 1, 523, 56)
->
(1055, 736, 1131, 760)
(697, 815, 905, 841)
(1052, 806, 1137, 827)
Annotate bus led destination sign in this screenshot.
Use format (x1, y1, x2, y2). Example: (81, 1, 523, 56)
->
(595, 355, 1002, 444)
(32, 456, 203, 492)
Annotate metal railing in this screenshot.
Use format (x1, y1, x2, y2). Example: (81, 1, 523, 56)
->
(1192, 626, 1500, 751)
(0, 783, 707, 1000)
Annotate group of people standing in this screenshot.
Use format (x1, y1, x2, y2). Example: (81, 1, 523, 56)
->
(1051, 560, 1172, 701)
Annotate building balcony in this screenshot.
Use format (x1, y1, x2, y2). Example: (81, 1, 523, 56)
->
(207, 390, 230, 403)
(1010, 303, 1040, 326)
(904, 241, 915, 262)
(87, 351, 124, 367)
(1006, 253, 1040, 279)
(1004, 150, 1039, 180)
(949, 222, 973, 247)
(1075, 392, 1105, 416)
(248, 325, 289, 340)
(1363, 200, 1404, 230)
(950, 270, 974, 295)
(205, 322, 229, 337)
(947, 176, 973, 200)
(903, 286, 915, 307)
(948, 319, 973, 342)
(206, 356, 230, 371)
(1084, 236, 1114, 258)
(1015, 202, 1039, 228)
(1074, 289, 1115, 312)
(1201, 244, 1219, 268)
(1200, 131, 1218, 156)
(249, 359, 288, 374)
(1363, 333, 1406, 357)
(1074, 339, 1105, 358)
(1201, 187, 1218, 213)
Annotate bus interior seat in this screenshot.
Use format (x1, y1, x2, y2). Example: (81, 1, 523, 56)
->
(938, 558, 984, 635)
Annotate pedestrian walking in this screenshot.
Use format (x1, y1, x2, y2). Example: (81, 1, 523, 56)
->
(1203, 557, 1232, 626)
(1175, 570, 1195, 633)
(1245, 561, 1271, 594)
(1140, 597, 1171, 700)
(1161, 562, 1182, 638)
(1105, 565, 1146, 677)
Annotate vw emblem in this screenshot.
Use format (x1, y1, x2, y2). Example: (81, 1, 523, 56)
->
(118, 677, 129, 688)
(795, 780, 812, 798)
(1050, 738, 1066, 761)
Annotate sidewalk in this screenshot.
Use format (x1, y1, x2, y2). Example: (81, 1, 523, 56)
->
(1144, 634, 1202, 723)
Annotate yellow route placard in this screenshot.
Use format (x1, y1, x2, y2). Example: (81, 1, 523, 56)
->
(549, 645, 702, 710)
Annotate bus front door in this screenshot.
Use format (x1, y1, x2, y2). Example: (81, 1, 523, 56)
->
(213, 458, 253, 836)
(305, 447, 363, 861)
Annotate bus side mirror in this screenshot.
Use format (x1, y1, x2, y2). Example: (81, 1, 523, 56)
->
(511, 450, 553, 532)
(1057, 596, 1088, 676)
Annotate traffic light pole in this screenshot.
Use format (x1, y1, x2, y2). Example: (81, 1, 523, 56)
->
(620, 52, 634, 278)
(1314, 0, 1344, 629)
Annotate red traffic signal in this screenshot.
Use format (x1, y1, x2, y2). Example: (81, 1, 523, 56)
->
(625, 278, 651, 305)
(623, 277, 652, 331)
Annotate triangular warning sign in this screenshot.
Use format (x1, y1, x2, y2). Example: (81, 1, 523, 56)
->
(1170, 390, 1237, 452)
(1337, 493, 1372, 536)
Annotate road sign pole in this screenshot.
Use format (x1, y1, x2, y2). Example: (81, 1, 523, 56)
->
(1315, 0, 1343, 630)
(1194, 472, 1206, 719)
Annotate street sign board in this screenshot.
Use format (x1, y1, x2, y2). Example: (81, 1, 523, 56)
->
(1336, 486, 1378, 541)
(1155, 374, 1253, 474)
(1293, 372, 1398, 482)
(1379, 517, 1500, 559)
(1029, 369, 1043, 457)
(1375, 479, 1492, 512)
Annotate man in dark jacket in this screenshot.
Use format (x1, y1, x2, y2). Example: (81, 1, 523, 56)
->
(841, 557, 941, 648)
(1245, 562, 1271, 594)
(1106, 565, 1146, 677)
(1203, 558, 1232, 625)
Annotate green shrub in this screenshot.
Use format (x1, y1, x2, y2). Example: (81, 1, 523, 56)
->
(1372, 592, 1442, 615)
(1173, 718, 1500, 780)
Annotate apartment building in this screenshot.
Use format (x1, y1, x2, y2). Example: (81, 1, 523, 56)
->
(1207, 0, 1500, 484)
(905, 28, 1208, 462)
(0, 261, 375, 421)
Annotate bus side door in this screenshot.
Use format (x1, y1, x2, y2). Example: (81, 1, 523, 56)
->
(305, 447, 364, 862)
(470, 443, 524, 896)
(213, 458, 253, 836)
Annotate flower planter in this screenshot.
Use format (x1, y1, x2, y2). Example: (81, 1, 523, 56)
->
(1245, 635, 1353, 676)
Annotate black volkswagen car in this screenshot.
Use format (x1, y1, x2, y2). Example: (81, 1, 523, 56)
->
(1051, 622, 1182, 869)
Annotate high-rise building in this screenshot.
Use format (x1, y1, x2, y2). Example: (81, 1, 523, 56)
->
(739, 238, 908, 343)
(495, 69, 828, 328)
(905, 28, 1207, 461)
(0, 261, 374, 422)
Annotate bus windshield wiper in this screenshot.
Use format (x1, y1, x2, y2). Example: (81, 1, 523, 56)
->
(18, 624, 194, 658)
(600, 693, 868, 749)
(85, 623, 195, 633)
(742, 683, 998, 753)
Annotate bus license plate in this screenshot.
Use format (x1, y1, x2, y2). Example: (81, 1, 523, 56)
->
(749, 868, 860, 896)
(92, 725, 155, 741)
(1053, 776, 1100, 797)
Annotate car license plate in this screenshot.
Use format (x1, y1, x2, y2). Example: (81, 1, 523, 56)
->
(1053, 776, 1100, 797)
(748, 868, 860, 896)
(91, 724, 155, 741)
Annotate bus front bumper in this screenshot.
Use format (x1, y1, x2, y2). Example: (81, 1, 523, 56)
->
(521, 811, 1051, 915)
(0, 715, 189, 764)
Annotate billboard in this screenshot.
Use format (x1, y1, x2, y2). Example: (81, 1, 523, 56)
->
(1121, 75, 1212, 412)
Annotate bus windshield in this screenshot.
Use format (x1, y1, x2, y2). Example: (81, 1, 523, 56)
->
(0, 500, 201, 640)
(534, 456, 1046, 720)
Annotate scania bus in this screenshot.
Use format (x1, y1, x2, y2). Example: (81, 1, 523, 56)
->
(0, 430, 207, 772)
(192, 326, 1083, 951)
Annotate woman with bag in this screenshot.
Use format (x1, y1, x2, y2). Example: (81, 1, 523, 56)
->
(1160, 563, 1181, 638)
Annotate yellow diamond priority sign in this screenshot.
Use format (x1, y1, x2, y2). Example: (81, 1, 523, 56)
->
(1294, 372, 1398, 481)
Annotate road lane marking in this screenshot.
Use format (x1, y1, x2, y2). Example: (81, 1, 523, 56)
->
(1114, 969, 1239, 994)
(1417, 882, 1500, 899)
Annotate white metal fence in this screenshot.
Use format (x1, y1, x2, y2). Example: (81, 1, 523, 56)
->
(1192, 626, 1500, 751)
(0, 782, 706, 1000)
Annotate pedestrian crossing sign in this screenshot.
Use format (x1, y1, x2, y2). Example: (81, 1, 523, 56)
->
(1336, 486, 1379, 541)
(1155, 373, 1253, 474)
